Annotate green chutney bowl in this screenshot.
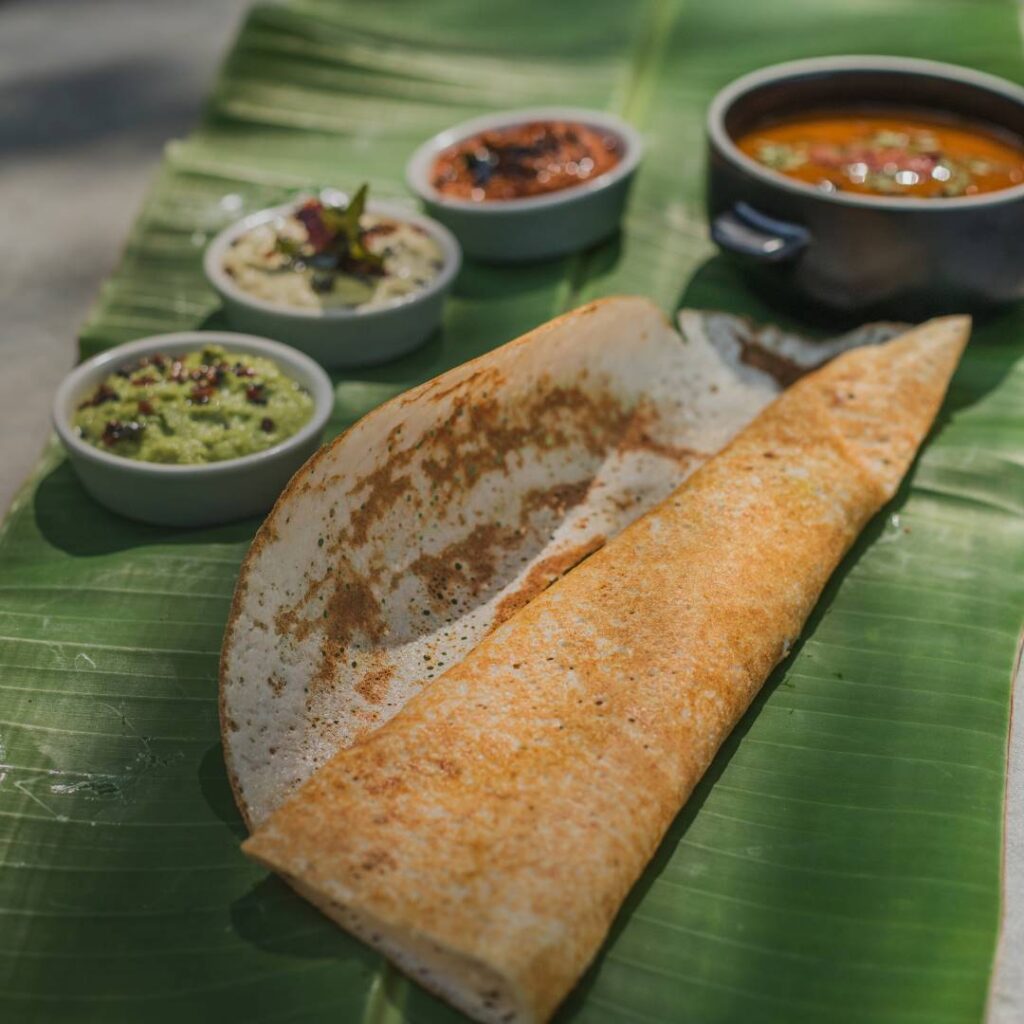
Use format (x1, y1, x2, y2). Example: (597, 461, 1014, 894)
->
(53, 331, 334, 527)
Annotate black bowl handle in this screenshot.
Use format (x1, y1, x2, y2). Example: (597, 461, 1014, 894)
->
(711, 202, 810, 263)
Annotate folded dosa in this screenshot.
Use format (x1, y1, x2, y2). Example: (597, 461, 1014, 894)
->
(243, 316, 969, 1024)
(222, 297, 900, 828)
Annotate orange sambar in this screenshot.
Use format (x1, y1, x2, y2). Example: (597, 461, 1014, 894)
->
(736, 110, 1024, 198)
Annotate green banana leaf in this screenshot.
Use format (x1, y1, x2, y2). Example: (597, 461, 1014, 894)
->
(3, 1, 1024, 1022)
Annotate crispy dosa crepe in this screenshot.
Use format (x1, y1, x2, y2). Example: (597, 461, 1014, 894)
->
(242, 316, 969, 1023)
(220, 297, 900, 826)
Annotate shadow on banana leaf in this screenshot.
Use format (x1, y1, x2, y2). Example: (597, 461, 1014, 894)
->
(231, 876, 383, 968)
(456, 254, 592, 301)
(32, 459, 260, 556)
(681, 252, 1024, 330)
(198, 742, 380, 968)
(230, 872, 389, 983)
(678, 254, 1024, 416)
(199, 742, 247, 841)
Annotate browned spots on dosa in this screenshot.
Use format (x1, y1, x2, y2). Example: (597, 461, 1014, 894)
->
(269, 370, 683, 706)
(738, 336, 808, 388)
(355, 663, 395, 704)
(344, 472, 414, 549)
(492, 535, 606, 628)
(533, 384, 632, 457)
(274, 561, 389, 697)
(407, 479, 595, 612)
(362, 773, 408, 798)
(519, 479, 592, 520)
(268, 674, 286, 697)
(415, 386, 617, 498)
(322, 574, 386, 645)
(358, 847, 398, 875)
(332, 377, 633, 551)
(428, 757, 462, 779)
(275, 553, 386, 654)
(416, 365, 505, 406)
(409, 523, 523, 604)
(618, 400, 706, 465)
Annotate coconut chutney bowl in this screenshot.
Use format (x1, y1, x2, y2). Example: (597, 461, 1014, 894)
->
(53, 331, 334, 527)
(406, 107, 644, 263)
(706, 56, 1024, 318)
(204, 193, 461, 370)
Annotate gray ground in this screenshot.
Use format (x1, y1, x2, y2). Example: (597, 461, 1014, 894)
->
(0, 0, 249, 515)
(0, 0, 1019, 1019)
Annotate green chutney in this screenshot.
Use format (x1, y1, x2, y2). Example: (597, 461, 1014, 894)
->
(73, 345, 315, 464)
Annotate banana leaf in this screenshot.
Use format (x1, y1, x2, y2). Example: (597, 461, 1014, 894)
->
(3, 1, 1024, 1022)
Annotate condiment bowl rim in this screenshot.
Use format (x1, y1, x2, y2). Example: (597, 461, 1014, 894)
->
(203, 197, 461, 320)
(405, 105, 644, 213)
(708, 54, 1024, 210)
(53, 331, 334, 477)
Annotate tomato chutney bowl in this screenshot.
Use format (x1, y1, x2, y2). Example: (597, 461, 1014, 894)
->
(407, 107, 643, 263)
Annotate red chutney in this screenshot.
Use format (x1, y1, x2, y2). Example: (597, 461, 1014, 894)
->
(737, 110, 1024, 198)
(431, 121, 623, 201)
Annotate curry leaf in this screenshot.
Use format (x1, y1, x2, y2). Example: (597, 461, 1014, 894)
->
(274, 234, 303, 259)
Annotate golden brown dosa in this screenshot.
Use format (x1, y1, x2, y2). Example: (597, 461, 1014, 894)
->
(243, 315, 969, 1024)
(221, 297, 898, 829)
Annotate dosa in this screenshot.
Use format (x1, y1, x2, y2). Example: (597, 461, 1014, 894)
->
(243, 314, 969, 1024)
(221, 297, 899, 827)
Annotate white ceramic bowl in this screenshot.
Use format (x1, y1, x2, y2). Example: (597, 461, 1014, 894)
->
(204, 194, 461, 369)
(406, 106, 644, 263)
(53, 331, 334, 528)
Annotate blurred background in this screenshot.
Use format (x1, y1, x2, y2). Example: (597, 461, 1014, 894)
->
(0, 0, 249, 514)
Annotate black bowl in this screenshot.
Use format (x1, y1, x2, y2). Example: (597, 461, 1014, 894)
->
(706, 56, 1024, 319)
